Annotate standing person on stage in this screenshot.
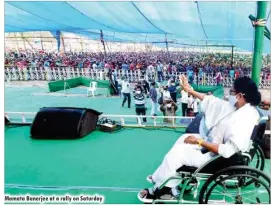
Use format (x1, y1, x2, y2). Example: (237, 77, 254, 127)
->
(134, 86, 147, 123)
(180, 89, 188, 116)
(187, 93, 194, 116)
(192, 96, 200, 116)
(150, 82, 158, 117)
(162, 86, 171, 102)
(157, 62, 163, 82)
(121, 77, 131, 108)
(139, 76, 150, 97)
(160, 100, 178, 124)
(168, 80, 177, 103)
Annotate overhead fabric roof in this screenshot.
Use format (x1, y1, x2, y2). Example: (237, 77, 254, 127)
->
(4, 1, 271, 53)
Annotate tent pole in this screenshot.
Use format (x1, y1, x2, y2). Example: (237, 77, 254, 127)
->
(231, 45, 234, 68)
(100, 30, 106, 61)
(40, 32, 44, 51)
(14, 33, 19, 52)
(251, 1, 267, 85)
(20, 33, 34, 50)
(80, 36, 83, 52)
(21, 33, 27, 52)
(165, 34, 169, 53)
(61, 32, 66, 53)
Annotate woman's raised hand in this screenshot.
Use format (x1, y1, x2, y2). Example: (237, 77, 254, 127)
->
(179, 74, 192, 93)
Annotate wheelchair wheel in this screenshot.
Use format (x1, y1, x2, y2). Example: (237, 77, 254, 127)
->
(226, 145, 266, 189)
(199, 166, 270, 204)
(250, 144, 265, 171)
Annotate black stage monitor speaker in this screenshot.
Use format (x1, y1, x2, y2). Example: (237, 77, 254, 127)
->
(31, 107, 102, 139)
(5, 116, 10, 124)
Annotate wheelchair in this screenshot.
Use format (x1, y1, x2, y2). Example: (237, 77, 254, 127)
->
(138, 116, 270, 204)
(185, 114, 267, 173)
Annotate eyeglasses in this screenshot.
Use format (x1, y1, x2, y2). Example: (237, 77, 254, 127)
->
(230, 89, 245, 96)
(229, 89, 236, 95)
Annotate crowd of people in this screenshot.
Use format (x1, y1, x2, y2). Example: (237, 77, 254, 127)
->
(4, 50, 271, 81)
(5, 49, 270, 124)
(118, 73, 270, 127)
(119, 75, 205, 123)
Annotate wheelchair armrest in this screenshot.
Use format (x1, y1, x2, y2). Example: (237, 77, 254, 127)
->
(240, 152, 252, 163)
(176, 165, 198, 173)
(194, 152, 251, 175)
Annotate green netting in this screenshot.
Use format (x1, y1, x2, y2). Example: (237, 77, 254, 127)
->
(48, 77, 112, 94)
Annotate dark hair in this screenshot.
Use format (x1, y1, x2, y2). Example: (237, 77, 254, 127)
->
(234, 77, 261, 106)
(151, 82, 156, 86)
(135, 86, 142, 91)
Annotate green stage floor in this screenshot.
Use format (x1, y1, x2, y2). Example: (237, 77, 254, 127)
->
(4, 85, 270, 204)
(5, 126, 184, 203)
(5, 85, 167, 116)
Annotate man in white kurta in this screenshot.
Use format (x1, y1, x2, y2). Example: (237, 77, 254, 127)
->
(151, 94, 259, 189)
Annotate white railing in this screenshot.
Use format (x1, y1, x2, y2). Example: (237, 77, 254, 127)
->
(5, 111, 270, 134)
(4, 66, 271, 89)
(4, 112, 194, 128)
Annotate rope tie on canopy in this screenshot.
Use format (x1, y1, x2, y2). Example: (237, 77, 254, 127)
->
(252, 19, 267, 27)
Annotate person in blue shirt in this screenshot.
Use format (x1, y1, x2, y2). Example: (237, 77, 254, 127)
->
(229, 68, 235, 79)
(79, 62, 83, 69)
(122, 62, 129, 71)
(44, 60, 50, 68)
(187, 69, 194, 84)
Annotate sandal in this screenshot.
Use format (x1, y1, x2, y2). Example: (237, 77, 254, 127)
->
(137, 188, 154, 203)
(154, 186, 177, 200)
